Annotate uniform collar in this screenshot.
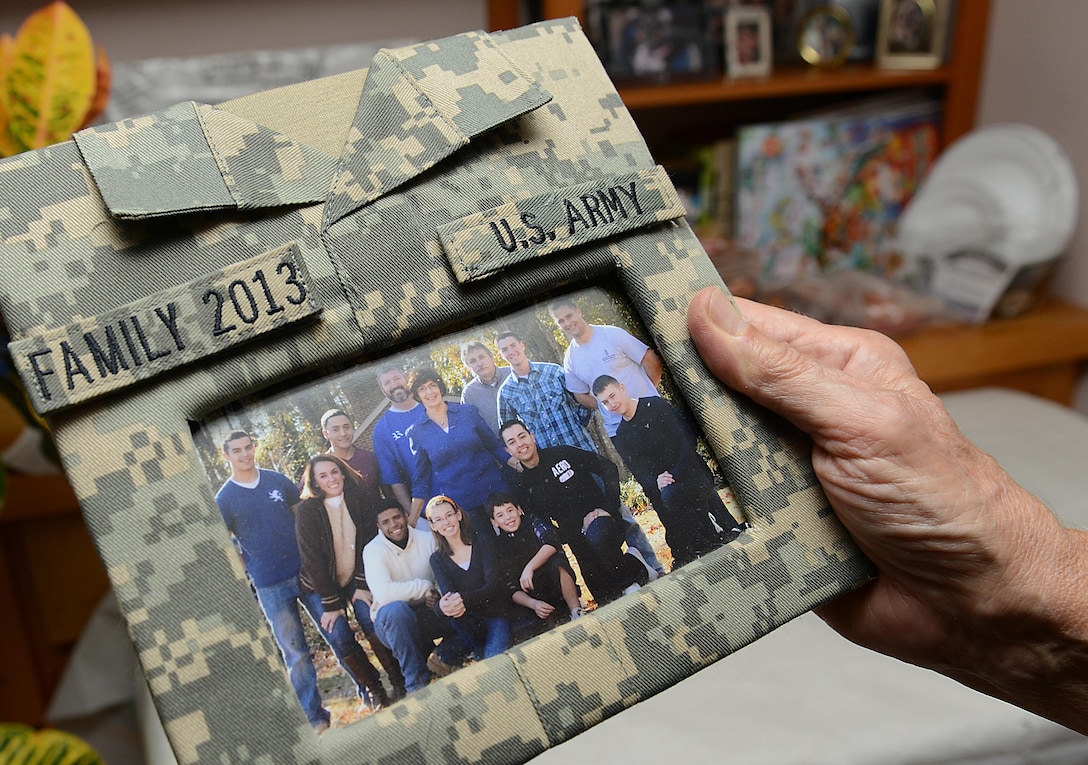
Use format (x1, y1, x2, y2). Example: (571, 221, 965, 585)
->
(72, 30, 551, 224)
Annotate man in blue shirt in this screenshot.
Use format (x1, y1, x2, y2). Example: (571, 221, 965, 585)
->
(216, 431, 401, 724)
(371, 364, 424, 522)
(213, 431, 330, 730)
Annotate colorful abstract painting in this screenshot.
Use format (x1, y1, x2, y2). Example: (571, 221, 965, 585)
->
(737, 101, 939, 283)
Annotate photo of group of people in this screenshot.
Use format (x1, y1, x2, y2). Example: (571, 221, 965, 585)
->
(196, 287, 747, 732)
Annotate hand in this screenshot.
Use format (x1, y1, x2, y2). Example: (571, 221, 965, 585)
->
(581, 508, 608, 534)
(424, 588, 440, 608)
(408, 498, 424, 528)
(320, 609, 345, 632)
(439, 591, 466, 618)
(530, 598, 555, 619)
(688, 287, 1088, 731)
(520, 566, 536, 592)
(354, 588, 373, 607)
(507, 455, 523, 472)
(656, 471, 674, 490)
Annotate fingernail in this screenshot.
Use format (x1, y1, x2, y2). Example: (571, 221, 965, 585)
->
(707, 288, 747, 335)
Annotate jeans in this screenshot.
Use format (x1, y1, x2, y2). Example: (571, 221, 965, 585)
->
(447, 613, 511, 660)
(254, 576, 327, 727)
(618, 502, 665, 575)
(658, 481, 730, 567)
(373, 601, 461, 692)
(297, 589, 373, 695)
(567, 516, 647, 604)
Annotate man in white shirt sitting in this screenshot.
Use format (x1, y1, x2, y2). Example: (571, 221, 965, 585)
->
(363, 502, 462, 693)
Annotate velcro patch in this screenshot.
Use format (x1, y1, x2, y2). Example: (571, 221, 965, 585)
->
(438, 166, 685, 283)
(11, 243, 321, 414)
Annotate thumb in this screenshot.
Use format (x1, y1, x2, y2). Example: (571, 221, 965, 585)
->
(687, 287, 856, 436)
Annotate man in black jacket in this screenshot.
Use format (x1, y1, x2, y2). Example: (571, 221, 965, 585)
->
(500, 420, 647, 605)
(593, 374, 743, 567)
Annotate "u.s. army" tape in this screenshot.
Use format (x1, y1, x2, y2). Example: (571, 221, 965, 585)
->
(437, 166, 686, 283)
(10, 243, 321, 413)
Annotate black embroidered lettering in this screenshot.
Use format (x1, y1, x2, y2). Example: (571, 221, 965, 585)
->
(252, 270, 285, 315)
(597, 188, 623, 221)
(520, 212, 547, 245)
(276, 261, 308, 306)
(118, 319, 143, 366)
(84, 326, 131, 377)
(489, 218, 518, 252)
(61, 341, 93, 390)
(130, 316, 171, 362)
(27, 349, 55, 401)
(202, 289, 236, 336)
(154, 303, 186, 351)
(616, 181, 644, 215)
(580, 194, 608, 227)
(228, 280, 259, 325)
(564, 199, 591, 235)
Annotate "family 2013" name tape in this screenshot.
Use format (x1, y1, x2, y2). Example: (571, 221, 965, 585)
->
(11, 243, 321, 413)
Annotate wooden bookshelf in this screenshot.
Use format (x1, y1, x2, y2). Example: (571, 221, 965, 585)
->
(488, 0, 992, 147)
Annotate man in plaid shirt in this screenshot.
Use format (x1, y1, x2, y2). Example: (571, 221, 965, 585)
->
(495, 329, 596, 452)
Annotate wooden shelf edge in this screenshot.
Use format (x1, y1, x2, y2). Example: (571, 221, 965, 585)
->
(898, 298, 1088, 395)
(617, 65, 953, 110)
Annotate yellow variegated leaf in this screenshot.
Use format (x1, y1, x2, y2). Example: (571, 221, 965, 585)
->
(79, 44, 111, 129)
(3, 1, 96, 151)
(0, 724, 105, 765)
(0, 32, 10, 74)
(0, 121, 26, 157)
(0, 33, 28, 156)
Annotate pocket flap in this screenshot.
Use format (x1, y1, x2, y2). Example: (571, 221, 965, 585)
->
(73, 102, 337, 220)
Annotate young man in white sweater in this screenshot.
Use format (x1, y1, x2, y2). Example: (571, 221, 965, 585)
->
(363, 503, 462, 692)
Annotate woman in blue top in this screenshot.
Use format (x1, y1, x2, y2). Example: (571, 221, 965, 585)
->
(426, 495, 512, 660)
(406, 366, 516, 530)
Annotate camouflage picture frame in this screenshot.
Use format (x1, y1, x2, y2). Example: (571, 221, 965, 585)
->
(0, 18, 874, 765)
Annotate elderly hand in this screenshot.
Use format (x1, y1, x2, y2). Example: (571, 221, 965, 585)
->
(688, 287, 1088, 733)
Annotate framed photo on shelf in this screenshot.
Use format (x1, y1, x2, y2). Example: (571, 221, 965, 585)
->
(725, 6, 774, 78)
(875, 0, 950, 69)
(0, 19, 873, 765)
(830, 0, 882, 62)
(592, 1, 719, 83)
(797, 4, 856, 68)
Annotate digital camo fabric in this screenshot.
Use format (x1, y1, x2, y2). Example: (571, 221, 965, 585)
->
(0, 18, 874, 765)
